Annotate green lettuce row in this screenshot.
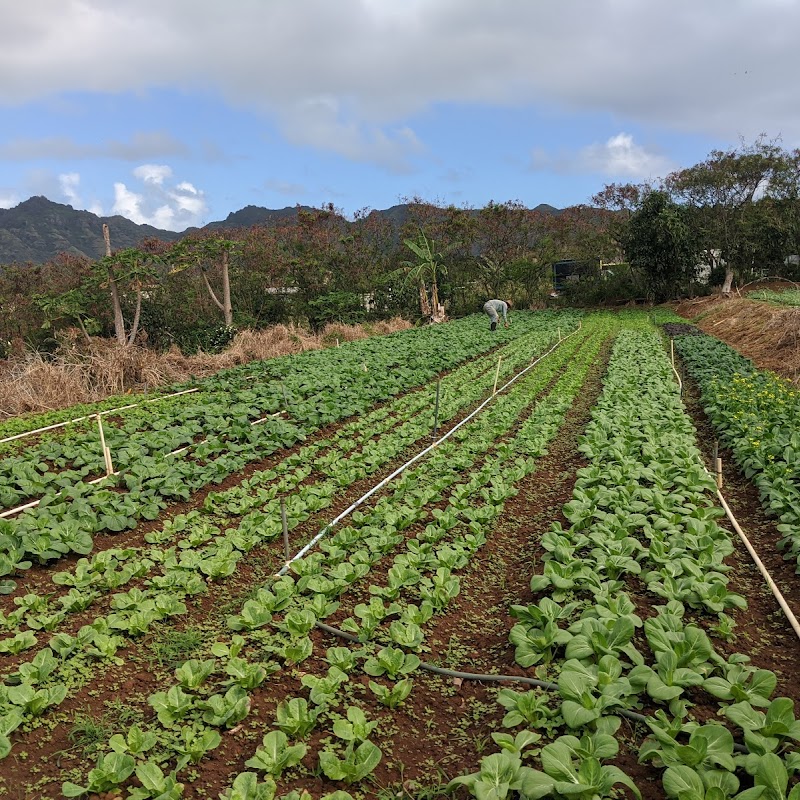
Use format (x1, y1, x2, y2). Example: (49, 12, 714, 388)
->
(0, 313, 564, 510)
(0, 322, 578, 641)
(473, 327, 799, 800)
(0, 318, 590, 770)
(0, 314, 578, 578)
(675, 334, 800, 572)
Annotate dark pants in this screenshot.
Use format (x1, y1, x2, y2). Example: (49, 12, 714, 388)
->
(490, 321, 497, 331)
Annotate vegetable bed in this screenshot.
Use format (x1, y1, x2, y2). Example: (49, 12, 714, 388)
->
(1, 311, 799, 800)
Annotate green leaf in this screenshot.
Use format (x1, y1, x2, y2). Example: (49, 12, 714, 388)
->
(663, 765, 705, 799)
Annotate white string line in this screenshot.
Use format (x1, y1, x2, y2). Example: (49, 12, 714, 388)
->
(276, 321, 582, 576)
(0, 411, 285, 519)
(0, 388, 201, 445)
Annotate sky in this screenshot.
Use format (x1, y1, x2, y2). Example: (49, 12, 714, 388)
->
(0, 0, 798, 231)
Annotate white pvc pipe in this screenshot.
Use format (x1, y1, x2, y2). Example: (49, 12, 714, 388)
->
(0, 388, 200, 445)
(0, 410, 286, 518)
(276, 324, 580, 576)
(671, 367, 800, 642)
(716, 483, 800, 643)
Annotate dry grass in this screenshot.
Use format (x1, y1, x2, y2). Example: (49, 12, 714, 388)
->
(0, 318, 411, 416)
(672, 293, 800, 384)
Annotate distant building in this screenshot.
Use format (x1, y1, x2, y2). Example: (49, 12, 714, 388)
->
(552, 260, 582, 291)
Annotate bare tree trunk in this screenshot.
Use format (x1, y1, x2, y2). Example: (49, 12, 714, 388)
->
(76, 316, 92, 345)
(430, 279, 445, 323)
(721, 267, 735, 296)
(221, 250, 233, 326)
(103, 224, 127, 345)
(127, 285, 143, 345)
(201, 271, 226, 319)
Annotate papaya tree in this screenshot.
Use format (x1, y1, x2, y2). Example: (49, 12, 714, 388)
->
(33, 289, 97, 344)
(94, 227, 161, 346)
(168, 235, 240, 326)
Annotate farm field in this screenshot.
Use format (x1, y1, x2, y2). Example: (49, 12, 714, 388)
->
(1, 310, 799, 800)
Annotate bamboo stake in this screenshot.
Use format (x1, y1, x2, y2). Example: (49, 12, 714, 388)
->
(492, 357, 503, 395)
(715, 457, 723, 489)
(670, 338, 675, 367)
(96, 414, 114, 477)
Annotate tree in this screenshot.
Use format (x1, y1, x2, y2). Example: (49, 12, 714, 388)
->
(93, 237, 161, 346)
(623, 190, 697, 302)
(665, 137, 800, 295)
(33, 289, 97, 344)
(169, 235, 239, 326)
(402, 230, 449, 322)
(473, 202, 534, 298)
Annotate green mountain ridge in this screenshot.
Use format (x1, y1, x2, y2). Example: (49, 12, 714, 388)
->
(0, 196, 562, 265)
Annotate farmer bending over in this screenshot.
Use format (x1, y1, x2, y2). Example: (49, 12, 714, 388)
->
(483, 299, 511, 331)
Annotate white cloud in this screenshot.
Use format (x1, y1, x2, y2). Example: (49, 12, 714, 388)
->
(265, 179, 307, 197)
(112, 165, 208, 230)
(580, 134, 674, 179)
(0, 191, 19, 209)
(1, 1, 799, 160)
(277, 96, 424, 173)
(58, 171, 81, 205)
(133, 164, 172, 185)
(531, 133, 674, 180)
(0, 0, 800, 143)
(112, 182, 145, 223)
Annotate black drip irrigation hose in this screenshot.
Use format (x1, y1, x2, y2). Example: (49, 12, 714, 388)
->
(314, 621, 749, 754)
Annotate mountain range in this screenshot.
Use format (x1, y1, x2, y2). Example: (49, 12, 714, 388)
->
(0, 196, 561, 265)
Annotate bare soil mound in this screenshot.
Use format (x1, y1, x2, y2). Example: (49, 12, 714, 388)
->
(671, 293, 800, 383)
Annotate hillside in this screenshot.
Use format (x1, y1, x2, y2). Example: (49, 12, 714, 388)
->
(672, 289, 800, 383)
(0, 197, 183, 263)
(0, 197, 563, 265)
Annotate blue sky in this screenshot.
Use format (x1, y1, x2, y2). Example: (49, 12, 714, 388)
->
(1, 0, 797, 230)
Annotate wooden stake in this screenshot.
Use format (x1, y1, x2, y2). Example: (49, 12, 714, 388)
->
(96, 414, 114, 476)
(670, 338, 675, 368)
(493, 357, 502, 395)
(557, 327, 562, 342)
(363, 362, 368, 372)
(715, 457, 723, 489)
(281, 498, 290, 561)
